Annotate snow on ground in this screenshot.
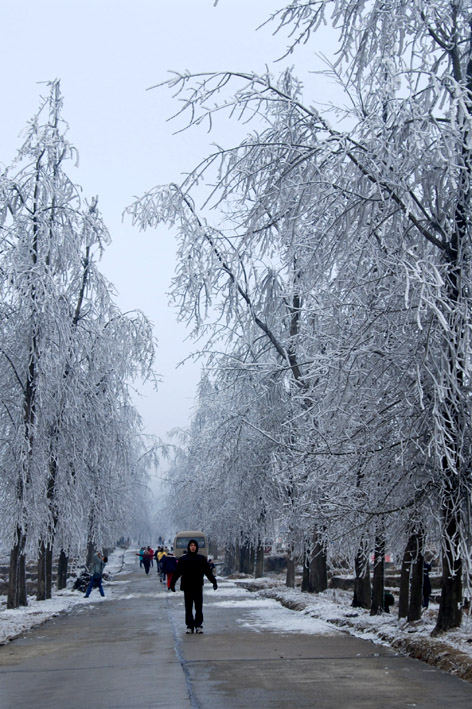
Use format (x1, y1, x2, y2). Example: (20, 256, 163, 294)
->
(214, 590, 339, 635)
(210, 583, 253, 598)
(233, 576, 472, 682)
(239, 603, 336, 635)
(1, 551, 472, 683)
(261, 582, 472, 654)
(0, 548, 128, 645)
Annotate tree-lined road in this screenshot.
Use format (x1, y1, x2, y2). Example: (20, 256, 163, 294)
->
(1, 564, 472, 708)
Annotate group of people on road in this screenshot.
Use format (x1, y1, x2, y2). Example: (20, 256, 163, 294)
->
(161, 550, 178, 588)
(135, 545, 183, 589)
(155, 546, 169, 583)
(80, 533, 219, 632)
(137, 545, 175, 584)
(82, 541, 434, 635)
(136, 546, 155, 574)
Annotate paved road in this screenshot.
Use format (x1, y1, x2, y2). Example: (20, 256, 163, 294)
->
(1, 560, 472, 708)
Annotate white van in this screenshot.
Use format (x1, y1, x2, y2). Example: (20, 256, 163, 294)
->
(173, 530, 208, 558)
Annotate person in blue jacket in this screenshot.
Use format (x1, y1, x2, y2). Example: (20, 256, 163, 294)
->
(170, 538, 217, 633)
(84, 551, 108, 598)
(162, 551, 178, 589)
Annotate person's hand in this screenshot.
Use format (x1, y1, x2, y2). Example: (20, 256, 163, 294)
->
(213, 582, 218, 591)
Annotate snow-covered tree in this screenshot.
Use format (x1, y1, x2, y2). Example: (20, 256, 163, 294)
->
(129, 1, 472, 631)
(0, 82, 157, 606)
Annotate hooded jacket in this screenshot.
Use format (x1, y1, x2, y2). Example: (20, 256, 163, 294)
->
(170, 539, 217, 591)
(162, 552, 178, 574)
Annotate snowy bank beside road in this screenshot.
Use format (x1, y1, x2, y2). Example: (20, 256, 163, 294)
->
(0, 548, 127, 645)
(236, 576, 472, 683)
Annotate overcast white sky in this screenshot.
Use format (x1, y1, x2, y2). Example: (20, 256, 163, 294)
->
(0, 1, 337, 478)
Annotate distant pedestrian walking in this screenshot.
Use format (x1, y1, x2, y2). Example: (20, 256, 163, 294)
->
(142, 547, 153, 574)
(84, 551, 108, 598)
(170, 538, 217, 633)
(162, 551, 178, 589)
(157, 547, 167, 583)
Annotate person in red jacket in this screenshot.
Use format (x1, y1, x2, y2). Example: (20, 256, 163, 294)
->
(170, 539, 217, 633)
(162, 551, 178, 589)
(142, 547, 152, 575)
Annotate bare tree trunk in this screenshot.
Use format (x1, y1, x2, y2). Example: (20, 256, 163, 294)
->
(301, 547, 310, 592)
(285, 552, 296, 588)
(9, 151, 43, 611)
(37, 540, 53, 601)
(223, 543, 236, 575)
(37, 540, 47, 601)
(18, 555, 27, 606)
(249, 545, 255, 574)
(370, 527, 385, 615)
(398, 534, 415, 619)
(239, 542, 248, 573)
(46, 546, 52, 597)
(352, 538, 371, 609)
(240, 541, 254, 574)
(56, 549, 68, 590)
(255, 542, 264, 578)
(408, 547, 423, 622)
(7, 526, 28, 609)
(405, 529, 424, 623)
(86, 538, 95, 571)
(208, 538, 218, 559)
(431, 40, 471, 633)
(434, 495, 463, 634)
(37, 459, 59, 600)
(234, 539, 240, 572)
(309, 529, 328, 593)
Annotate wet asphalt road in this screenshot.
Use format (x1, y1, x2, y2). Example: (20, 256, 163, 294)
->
(1, 559, 472, 708)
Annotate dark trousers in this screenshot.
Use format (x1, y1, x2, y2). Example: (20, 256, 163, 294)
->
(184, 586, 203, 628)
(85, 576, 104, 597)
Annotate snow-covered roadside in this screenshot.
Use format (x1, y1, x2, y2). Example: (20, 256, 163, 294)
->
(0, 548, 129, 645)
(235, 576, 472, 683)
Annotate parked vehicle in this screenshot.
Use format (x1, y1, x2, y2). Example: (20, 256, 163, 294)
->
(173, 530, 208, 558)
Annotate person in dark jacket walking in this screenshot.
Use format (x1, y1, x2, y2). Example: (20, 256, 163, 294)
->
(170, 538, 217, 633)
(143, 547, 152, 575)
(162, 551, 178, 590)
